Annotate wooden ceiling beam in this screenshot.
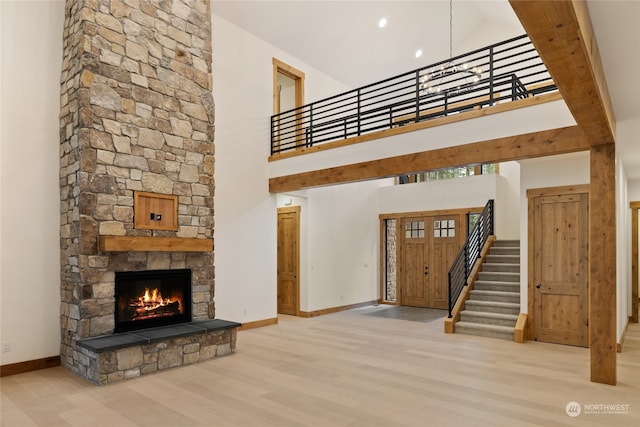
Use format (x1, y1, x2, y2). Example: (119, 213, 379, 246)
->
(269, 126, 588, 193)
(509, 0, 615, 145)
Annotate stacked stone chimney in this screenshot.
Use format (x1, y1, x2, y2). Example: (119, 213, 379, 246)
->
(59, 0, 215, 380)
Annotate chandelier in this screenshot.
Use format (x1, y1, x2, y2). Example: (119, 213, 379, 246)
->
(420, 0, 483, 96)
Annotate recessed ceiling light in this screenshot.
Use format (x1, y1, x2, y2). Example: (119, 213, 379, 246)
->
(378, 18, 387, 28)
(415, 49, 423, 58)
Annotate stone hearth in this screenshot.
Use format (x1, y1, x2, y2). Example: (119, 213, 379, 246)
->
(58, 0, 231, 384)
(77, 320, 239, 384)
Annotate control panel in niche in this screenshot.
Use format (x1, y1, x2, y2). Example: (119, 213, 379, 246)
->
(134, 191, 178, 231)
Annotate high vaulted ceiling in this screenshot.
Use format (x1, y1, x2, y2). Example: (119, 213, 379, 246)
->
(213, 0, 640, 179)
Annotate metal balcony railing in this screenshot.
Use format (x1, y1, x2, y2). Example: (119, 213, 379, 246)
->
(271, 34, 556, 155)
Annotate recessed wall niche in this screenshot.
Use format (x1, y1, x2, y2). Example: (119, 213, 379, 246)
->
(134, 191, 178, 231)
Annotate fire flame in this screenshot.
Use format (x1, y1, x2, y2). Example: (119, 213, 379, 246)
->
(141, 287, 164, 305)
(133, 287, 180, 315)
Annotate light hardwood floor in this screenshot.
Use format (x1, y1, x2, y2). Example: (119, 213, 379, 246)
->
(2, 307, 639, 427)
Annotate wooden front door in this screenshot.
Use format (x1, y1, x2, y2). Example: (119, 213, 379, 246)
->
(430, 216, 462, 309)
(401, 217, 428, 307)
(400, 215, 463, 309)
(277, 207, 300, 315)
(532, 191, 589, 347)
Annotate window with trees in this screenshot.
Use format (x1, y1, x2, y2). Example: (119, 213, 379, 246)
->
(397, 163, 497, 184)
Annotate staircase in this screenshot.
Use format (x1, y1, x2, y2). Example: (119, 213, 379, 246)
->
(455, 240, 520, 340)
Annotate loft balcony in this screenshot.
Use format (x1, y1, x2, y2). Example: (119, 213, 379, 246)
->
(267, 34, 580, 193)
(270, 35, 560, 160)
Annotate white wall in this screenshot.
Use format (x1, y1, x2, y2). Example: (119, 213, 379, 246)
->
(630, 177, 640, 316)
(378, 174, 497, 214)
(305, 181, 381, 311)
(273, 172, 526, 315)
(618, 116, 640, 327)
(616, 155, 630, 340)
(630, 179, 640, 201)
(518, 152, 590, 314)
(456, 9, 524, 55)
(277, 182, 384, 313)
(497, 161, 521, 239)
(0, 1, 64, 365)
(212, 14, 352, 323)
(378, 172, 521, 241)
(616, 114, 640, 338)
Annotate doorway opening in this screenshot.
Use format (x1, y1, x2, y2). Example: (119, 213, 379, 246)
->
(272, 58, 305, 152)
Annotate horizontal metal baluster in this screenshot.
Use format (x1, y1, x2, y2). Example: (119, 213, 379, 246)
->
(271, 35, 550, 154)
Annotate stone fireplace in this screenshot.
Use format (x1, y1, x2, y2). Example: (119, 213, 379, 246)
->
(58, 0, 237, 384)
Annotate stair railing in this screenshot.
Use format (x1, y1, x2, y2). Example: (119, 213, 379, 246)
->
(448, 199, 494, 318)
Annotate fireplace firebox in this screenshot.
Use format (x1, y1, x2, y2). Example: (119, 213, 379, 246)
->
(114, 269, 192, 333)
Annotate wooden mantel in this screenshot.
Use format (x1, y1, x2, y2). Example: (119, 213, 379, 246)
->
(99, 236, 213, 252)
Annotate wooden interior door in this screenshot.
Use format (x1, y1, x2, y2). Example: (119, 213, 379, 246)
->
(277, 207, 300, 315)
(400, 214, 464, 308)
(533, 192, 588, 347)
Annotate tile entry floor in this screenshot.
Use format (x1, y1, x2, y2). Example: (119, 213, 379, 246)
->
(358, 305, 448, 324)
